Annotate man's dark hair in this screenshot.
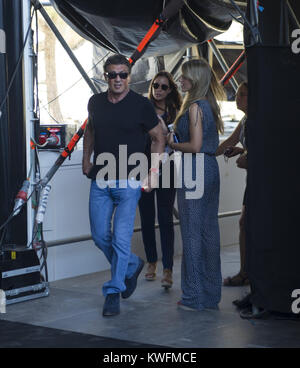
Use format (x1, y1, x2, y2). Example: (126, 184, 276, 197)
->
(104, 54, 131, 73)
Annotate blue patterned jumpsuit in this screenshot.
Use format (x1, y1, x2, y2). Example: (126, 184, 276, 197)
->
(176, 99, 222, 310)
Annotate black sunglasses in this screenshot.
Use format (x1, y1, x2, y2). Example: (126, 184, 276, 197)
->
(153, 82, 169, 91)
(105, 71, 129, 80)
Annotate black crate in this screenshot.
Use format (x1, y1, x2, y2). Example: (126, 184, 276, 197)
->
(0, 245, 41, 291)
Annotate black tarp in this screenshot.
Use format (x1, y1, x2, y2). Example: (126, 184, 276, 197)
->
(50, 0, 247, 57)
(49, 1, 252, 99)
(48, 1, 250, 97)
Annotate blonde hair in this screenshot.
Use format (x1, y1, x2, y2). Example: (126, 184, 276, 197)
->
(174, 58, 225, 134)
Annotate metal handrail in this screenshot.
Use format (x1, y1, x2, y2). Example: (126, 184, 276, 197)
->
(46, 209, 242, 247)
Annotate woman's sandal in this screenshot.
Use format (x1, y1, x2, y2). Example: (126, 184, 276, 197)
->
(223, 273, 250, 286)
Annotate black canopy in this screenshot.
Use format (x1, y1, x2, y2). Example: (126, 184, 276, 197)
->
(50, 0, 247, 57)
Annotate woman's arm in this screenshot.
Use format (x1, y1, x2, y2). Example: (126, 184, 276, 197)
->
(215, 120, 242, 156)
(157, 115, 169, 137)
(167, 103, 203, 153)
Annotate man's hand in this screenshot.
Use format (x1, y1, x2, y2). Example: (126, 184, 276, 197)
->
(82, 118, 94, 177)
(82, 161, 93, 177)
(224, 146, 245, 158)
(143, 119, 165, 192)
(141, 171, 159, 192)
(236, 152, 247, 169)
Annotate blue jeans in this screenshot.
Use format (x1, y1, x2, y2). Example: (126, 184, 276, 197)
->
(89, 180, 141, 296)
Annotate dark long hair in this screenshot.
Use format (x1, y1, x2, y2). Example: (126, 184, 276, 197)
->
(148, 71, 182, 124)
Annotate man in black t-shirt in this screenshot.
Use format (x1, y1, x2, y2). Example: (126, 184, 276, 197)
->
(82, 54, 165, 317)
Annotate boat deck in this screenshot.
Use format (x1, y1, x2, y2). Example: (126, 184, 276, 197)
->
(1, 244, 300, 348)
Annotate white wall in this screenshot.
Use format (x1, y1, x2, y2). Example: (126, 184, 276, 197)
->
(38, 146, 246, 281)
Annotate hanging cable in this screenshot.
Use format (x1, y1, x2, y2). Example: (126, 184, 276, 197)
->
(0, 187, 36, 232)
(228, 0, 262, 45)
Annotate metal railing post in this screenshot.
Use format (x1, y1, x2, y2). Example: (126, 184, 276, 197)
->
(46, 209, 242, 247)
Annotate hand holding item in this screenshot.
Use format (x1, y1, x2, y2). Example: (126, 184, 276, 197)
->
(167, 132, 175, 149)
(141, 168, 159, 192)
(141, 173, 151, 193)
(224, 146, 245, 158)
(236, 152, 247, 169)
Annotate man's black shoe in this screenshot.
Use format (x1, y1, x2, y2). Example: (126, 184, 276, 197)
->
(239, 305, 270, 320)
(233, 292, 252, 309)
(102, 293, 120, 316)
(122, 258, 145, 299)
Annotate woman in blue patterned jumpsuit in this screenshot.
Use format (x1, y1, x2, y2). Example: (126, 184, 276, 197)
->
(167, 58, 225, 310)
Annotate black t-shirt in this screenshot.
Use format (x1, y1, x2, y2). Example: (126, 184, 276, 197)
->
(87, 90, 158, 180)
